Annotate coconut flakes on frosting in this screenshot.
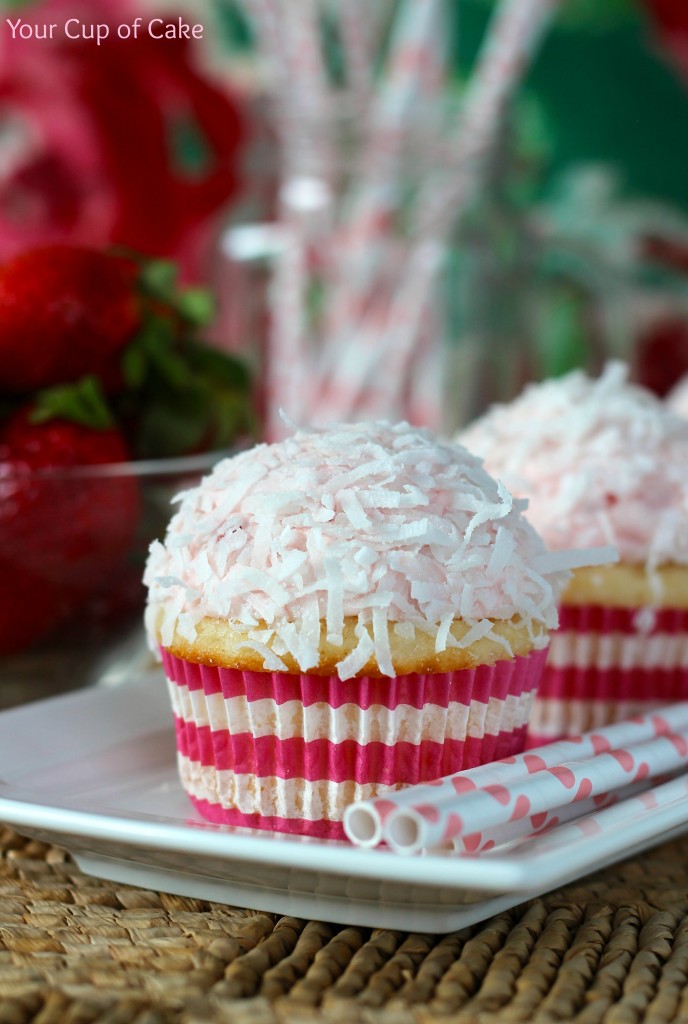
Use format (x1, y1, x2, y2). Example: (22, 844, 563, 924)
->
(144, 420, 576, 680)
(458, 362, 688, 568)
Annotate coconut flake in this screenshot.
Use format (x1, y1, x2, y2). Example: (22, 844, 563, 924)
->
(236, 640, 288, 673)
(486, 526, 515, 581)
(530, 545, 618, 575)
(434, 614, 453, 654)
(325, 556, 344, 644)
(371, 607, 394, 677)
(354, 546, 377, 567)
(337, 624, 375, 680)
(339, 489, 372, 530)
(454, 620, 494, 649)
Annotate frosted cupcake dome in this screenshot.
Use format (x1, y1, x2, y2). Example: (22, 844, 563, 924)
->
(144, 421, 578, 681)
(458, 362, 688, 570)
(667, 374, 688, 420)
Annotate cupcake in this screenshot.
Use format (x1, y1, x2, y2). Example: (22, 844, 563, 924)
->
(144, 421, 569, 838)
(458, 362, 688, 745)
(667, 374, 688, 419)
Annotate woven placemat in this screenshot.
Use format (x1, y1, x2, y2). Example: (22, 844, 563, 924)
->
(1, 827, 688, 1023)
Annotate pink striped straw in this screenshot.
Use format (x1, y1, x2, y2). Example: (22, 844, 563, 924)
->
(265, 228, 307, 441)
(343, 703, 688, 850)
(338, 0, 374, 114)
(506, 774, 688, 858)
(316, 0, 556, 427)
(319, 0, 445, 378)
(315, 241, 442, 424)
(340, 0, 562, 430)
(353, 241, 442, 421)
(452, 776, 658, 855)
(342, 0, 444, 245)
(384, 730, 688, 855)
(241, 0, 288, 90)
(415, 0, 559, 244)
(405, 300, 443, 431)
(281, 0, 334, 180)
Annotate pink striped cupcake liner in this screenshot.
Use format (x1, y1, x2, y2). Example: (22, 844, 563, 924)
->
(527, 604, 688, 747)
(161, 646, 548, 839)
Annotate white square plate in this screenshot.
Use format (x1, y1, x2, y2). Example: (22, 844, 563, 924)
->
(1, 675, 687, 933)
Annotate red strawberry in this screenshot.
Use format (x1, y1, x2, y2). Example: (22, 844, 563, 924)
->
(634, 316, 688, 397)
(0, 245, 141, 393)
(0, 408, 140, 652)
(0, 561, 67, 656)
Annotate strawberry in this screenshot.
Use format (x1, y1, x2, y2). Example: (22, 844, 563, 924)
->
(0, 561, 66, 656)
(0, 245, 141, 393)
(0, 408, 140, 652)
(635, 316, 688, 397)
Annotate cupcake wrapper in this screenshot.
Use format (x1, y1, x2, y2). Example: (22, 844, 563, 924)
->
(527, 605, 688, 747)
(161, 647, 547, 838)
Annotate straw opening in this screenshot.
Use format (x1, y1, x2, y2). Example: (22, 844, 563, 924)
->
(343, 805, 383, 848)
(385, 808, 424, 855)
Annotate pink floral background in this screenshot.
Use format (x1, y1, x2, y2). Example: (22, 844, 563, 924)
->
(0, 0, 246, 281)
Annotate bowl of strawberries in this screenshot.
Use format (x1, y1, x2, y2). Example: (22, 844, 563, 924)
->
(0, 244, 255, 678)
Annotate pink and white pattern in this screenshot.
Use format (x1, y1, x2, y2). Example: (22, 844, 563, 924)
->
(527, 605, 688, 747)
(161, 647, 546, 839)
(344, 703, 688, 854)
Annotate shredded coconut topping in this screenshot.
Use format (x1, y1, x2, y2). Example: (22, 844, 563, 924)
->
(144, 421, 570, 678)
(458, 362, 688, 568)
(667, 374, 688, 425)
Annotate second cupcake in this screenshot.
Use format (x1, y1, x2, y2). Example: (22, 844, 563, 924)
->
(458, 362, 688, 745)
(145, 420, 570, 838)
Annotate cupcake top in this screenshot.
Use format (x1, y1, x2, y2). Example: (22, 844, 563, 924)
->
(458, 362, 688, 568)
(144, 421, 573, 679)
(667, 374, 688, 419)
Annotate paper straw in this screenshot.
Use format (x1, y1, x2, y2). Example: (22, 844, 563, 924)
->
(316, 0, 554, 427)
(406, 297, 443, 431)
(244, 0, 332, 182)
(311, 240, 443, 424)
(317, 0, 445, 385)
(282, 0, 334, 179)
(337, 0, 374, 114)
(311, 240, 442, 425)
(243, 0, 333, 436)
(310, 242, 408, 422)
(343, 0, 444, 241)
(385, 728, 688, 855)
(322, 0, 554, 420)
(241, 0, 288, 91)
(415, 0, 558, 245)
(353, 242, 443, 419)
(243, 0, 558, 431)
(452, 776, 659, 854)
(343, 703, 688, 848)
(513, 773, 688, 856)
(265, 227, 307, 441)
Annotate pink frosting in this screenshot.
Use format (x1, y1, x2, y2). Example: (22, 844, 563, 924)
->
(667, 374, 688, 419)
(458, 363, 688, 567)
(144, 421, 570, 679)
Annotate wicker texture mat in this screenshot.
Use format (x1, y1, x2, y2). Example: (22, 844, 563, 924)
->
(1, 828, 688, 1023)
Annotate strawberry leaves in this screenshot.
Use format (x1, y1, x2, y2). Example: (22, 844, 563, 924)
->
(31, 376, 115, 431)
(138, 257, 214, 327)
(111, 261, 255, 458)
(118, 328, 256, 457)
